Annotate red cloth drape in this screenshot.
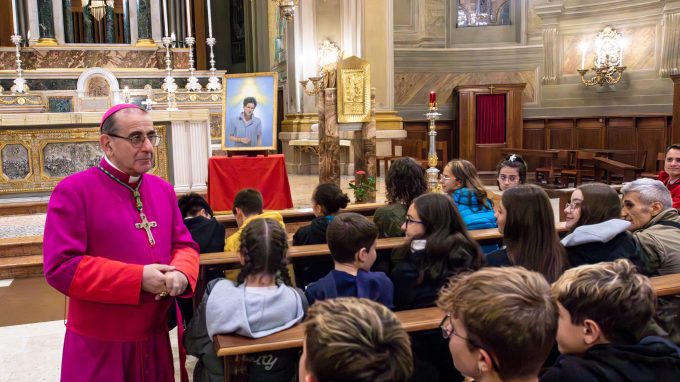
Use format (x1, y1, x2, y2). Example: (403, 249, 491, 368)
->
(476, 94, 506, 144)
(207, 154, 294, 213)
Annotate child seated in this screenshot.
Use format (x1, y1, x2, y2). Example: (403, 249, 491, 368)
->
(304, 212, 394, 309)
(225, 188, 285, 252)
(178, 193, 225, 254)
(299, 297, 413, 382)
(437, 266, 558, 382)
(541, 259, 680, 382)
(185, 218, 308, 382)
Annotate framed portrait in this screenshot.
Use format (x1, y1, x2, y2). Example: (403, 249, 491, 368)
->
(221, 72, 278, 151)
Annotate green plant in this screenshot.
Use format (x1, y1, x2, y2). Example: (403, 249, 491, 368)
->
(348, 170, 376, 202)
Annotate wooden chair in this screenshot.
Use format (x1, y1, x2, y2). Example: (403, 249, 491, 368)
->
(641, 152, 666, 179)
(376, 139, 426, 176)
(559, 151, 597, 187)
(535, 150, 570, 185)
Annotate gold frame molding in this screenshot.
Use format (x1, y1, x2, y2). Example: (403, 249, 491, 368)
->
(0, 125, 168, 195)
(0, 141, 33, 182)
(337, 56, 371, 123)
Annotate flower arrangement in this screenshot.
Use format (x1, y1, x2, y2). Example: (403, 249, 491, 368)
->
(348, 170, 376, 203)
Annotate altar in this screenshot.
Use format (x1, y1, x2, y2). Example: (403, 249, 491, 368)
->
(0, 109, 211, 197)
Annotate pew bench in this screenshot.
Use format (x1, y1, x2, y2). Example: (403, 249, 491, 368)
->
(210, 272, 680, 382)
(213, 306, 445, 382)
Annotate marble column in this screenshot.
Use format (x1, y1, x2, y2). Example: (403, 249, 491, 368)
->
(660, 12, 680, 78)
(62, 0, 74, 43)
(355, 88, 377, 202)
(542, 27, 558, 84)
(36, 0, 57, 45)
(319, 88, 341, 185)
(83, 4, 93, 43)
(123, 0, 131, 43)
(105, 5, 114, 43)
(136, 0, 154, 46)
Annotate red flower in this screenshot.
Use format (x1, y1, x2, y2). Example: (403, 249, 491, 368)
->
(356, 170, 366, 175)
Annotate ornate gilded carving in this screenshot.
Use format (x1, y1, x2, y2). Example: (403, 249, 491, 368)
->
(0, 125, 168, 194)
(337, 56, 371, 123)
(154, 92, 222, 103)
(0, 95, 43, 106)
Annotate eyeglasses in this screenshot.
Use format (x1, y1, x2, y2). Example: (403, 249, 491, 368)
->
(498, 175, 519, 183)
(440, 314, 501, 372)
(404, 216, 424, 228)
(564, 202, 582, 211)
(107, 132, 161, 148)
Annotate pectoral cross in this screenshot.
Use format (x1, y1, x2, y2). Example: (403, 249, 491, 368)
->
(135, 212, 157, 246)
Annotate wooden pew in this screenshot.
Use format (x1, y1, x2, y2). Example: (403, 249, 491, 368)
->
(211, 272, 680, 381)
(593, 157, 641, 184)
(214, 306, 444, 381)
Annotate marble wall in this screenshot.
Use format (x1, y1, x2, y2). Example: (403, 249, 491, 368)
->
(0, 48, 189, 70)
(394, 0, 679, 119)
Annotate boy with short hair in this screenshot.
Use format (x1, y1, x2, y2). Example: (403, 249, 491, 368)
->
(304, 212, 394, 309)
(298, 297, 413, 382)
(541, 259, 680, 382)
(437, 266, 558, 382)
(224, 188, 285, 252)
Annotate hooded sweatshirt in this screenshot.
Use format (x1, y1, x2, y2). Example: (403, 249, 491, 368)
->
(560, 219, 639, 268)
(540, 336, 680, 382)
(185, 279, 307, 382)
(224, 211, 285, 252)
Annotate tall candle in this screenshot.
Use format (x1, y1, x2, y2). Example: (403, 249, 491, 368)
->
(619, 44, 623, 66)
(163, 0, 169, 37)
(12, 0, 19, 35)
(429, 91, 436, 104)
(186, 0, 192, 37)
(206, 0, 213, 38)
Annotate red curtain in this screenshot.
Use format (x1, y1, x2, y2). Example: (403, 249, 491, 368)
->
(476, 94, 506, 144)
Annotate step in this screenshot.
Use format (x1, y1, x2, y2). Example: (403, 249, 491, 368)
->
(0, 255, 44, 279)
(0, 236, 43, 258)
(0, 201, 48, 217)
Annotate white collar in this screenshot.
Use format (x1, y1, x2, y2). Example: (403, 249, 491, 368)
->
(103, 155, 140, 184)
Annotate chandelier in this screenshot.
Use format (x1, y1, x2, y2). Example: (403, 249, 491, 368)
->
(577, 27, 626, 86)
(83, 0, 115, 22)
(271, 0, 298, 20)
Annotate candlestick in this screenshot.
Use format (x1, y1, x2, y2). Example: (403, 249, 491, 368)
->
(163, 0, 169, 37)
(186, 0, 192, 37)
(206, 0, 213, 38)
(12, 0, 19, 35)
(424, 100, 441, 192)
(429, 91, 436, 104)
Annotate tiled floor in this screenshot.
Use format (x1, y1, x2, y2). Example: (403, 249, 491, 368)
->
(0, 174, 386, 381)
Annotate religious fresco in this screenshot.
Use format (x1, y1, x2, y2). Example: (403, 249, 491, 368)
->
(210, 113, 222, 142)
(1, 144, 30, 180)
(42, 142, 102, 178)
(457, 0, 511, 27)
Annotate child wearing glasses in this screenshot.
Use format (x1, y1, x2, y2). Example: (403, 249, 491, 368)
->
(437, 266, 558, 382)
(391, 193, 483, 381)
(440, 159, 497, 230)
(304, 213, 393, 309)
(561, 183, 639, 268)
(495, 153, 527, 191)
(541, 259, 680, 382)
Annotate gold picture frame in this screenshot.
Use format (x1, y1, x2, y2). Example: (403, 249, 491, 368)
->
(337, 56, 371, 123)
(221, 72, 279, 151)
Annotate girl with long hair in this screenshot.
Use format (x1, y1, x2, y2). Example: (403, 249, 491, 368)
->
(440, 159, 497, 230)
(495, 153, 527, 191)
(561, 183, 639, 267)
(487, 184, 568, 282)
(186, 218, 307, 382)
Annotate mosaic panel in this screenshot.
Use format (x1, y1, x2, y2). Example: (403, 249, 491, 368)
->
(42, 142, 102, 178)
(210, 113, 222, 141)
(1, 144, 30, 180)
(47, 97, 73, 113)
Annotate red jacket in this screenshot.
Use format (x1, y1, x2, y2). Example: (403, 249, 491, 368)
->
(659, 171, 680, 209)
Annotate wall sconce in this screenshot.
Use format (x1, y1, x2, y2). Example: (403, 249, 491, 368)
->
(300, 40, 343, 95)
(577, 27, 626, 86)
(272, 0, 298, 20)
